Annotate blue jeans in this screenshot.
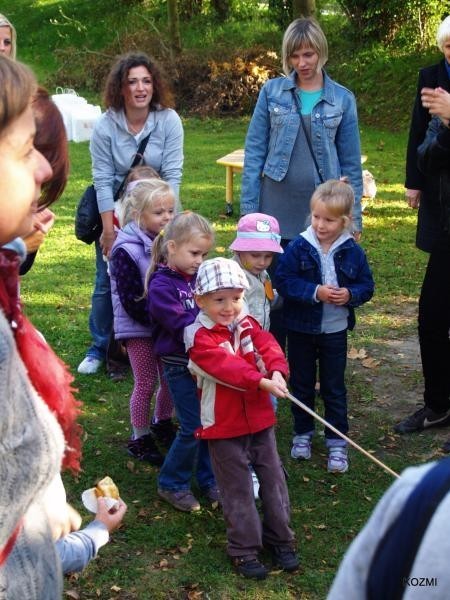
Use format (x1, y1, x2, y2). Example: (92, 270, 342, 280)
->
(86, 239, 113, 361)
(288, 329, 348, 443)
(158, 364, 215, 492)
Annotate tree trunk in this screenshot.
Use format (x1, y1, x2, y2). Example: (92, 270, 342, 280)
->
(292, 0, 315, 18)
(211, 0, 232, 21)
(167, 0, 182, 56)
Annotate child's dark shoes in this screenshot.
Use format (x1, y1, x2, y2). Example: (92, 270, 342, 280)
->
(127, 434, 164, 466)
(202, 485, 221, 509)
(231, 555, 268, 580)
(266, 544, 300, 572)
(150, 418, 178, 450)
(157, 488, 201, 512)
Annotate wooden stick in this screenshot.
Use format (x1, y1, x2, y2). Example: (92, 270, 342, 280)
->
(286, 392, 399, 479)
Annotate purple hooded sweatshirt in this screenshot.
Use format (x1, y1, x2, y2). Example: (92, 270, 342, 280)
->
(147, 265, 198, 362)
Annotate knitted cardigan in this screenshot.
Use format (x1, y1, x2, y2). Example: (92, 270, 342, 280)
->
(0, 309, 64, 599)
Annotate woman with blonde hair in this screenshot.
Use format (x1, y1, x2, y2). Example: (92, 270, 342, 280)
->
(0, 13, 16, 58)
(240, 17, 363, 346)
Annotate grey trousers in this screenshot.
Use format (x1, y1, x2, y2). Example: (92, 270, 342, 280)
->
(208, 426, 295, 557)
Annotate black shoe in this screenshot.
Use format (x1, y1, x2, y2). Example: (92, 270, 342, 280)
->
(394, 406, 450, 434)
(127, 434, 164, 466)
(231, 555, 268, 580)
(107, 364, 129, 382)
(266, 544, 299, 572)
(150, 419, 178, 450)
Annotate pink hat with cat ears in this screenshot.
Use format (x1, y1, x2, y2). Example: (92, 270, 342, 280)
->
(229, 213, 283, 253)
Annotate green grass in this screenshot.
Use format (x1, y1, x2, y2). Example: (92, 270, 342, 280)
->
(20, 118, 442, 599)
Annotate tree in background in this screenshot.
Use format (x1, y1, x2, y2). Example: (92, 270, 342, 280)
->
(293, 0, 316, 18)
(211, 0, 233, 20)
(268, 0, 316, 28)
(167, 0, 182, 56)
(337, 0, 450, 50)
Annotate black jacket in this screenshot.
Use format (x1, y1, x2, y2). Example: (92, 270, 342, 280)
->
(417, 116, 450, 247)
(405, 59, 450, 251)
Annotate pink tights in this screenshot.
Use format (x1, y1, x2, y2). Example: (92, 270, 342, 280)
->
(126, 337, 173, 428)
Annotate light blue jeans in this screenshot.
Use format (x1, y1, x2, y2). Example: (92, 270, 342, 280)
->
(158, 363, 215, 492)
(86, 239, 113, 361)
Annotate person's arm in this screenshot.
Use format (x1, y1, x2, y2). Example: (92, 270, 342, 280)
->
(148, 279, 196, 343)
(56, 497, 127, 574)
(405, 68, 431, 195)
(342, 249, 375, 308)
(417, 116, 450, 175)
(110, 249, 149, 325)
(421, 86, 450, 121)
(274, 242, 319, 304)
(240, 84, 271, 215)
(90, 119, 116, 256)
(334, 93, 363, 233)
(158, 110, 184, 204)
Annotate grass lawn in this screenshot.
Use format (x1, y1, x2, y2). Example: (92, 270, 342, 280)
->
(20, 117, 441, 599)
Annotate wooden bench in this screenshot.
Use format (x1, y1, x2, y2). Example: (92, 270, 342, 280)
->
(216, 150, 369, 216)
(216, 149, 244, 216)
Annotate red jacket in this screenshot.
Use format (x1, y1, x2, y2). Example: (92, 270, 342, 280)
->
(185, 312, 288, 439)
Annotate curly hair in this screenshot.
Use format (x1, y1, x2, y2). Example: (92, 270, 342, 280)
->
(103, 51, 174, 111)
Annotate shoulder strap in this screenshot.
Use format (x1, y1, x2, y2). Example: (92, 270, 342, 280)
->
(290, 88, 324, 184)
(113, 132, 152, 201)
(367, 457, 450, 600)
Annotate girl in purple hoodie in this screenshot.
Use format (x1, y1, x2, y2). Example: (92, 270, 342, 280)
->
(147, 212, 219, 512)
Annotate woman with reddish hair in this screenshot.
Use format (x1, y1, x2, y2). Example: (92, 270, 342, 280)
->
(78, 51, 184, 378)
(19, 87, 69, 274)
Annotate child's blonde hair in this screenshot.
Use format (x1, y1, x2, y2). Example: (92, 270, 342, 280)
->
(120, 178, 175, 229)
(148, 211, 214, 276)
(310, 179, 354, 228)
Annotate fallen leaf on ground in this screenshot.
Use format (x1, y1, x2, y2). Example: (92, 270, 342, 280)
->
(65, 591, 80, 599)
(362, 357, 380, 369)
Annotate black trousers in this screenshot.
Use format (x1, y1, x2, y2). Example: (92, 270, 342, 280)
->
(419, 242, 450, 412)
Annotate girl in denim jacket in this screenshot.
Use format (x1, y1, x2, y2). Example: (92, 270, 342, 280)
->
(240, 18, 363, 242)
(274, 181, 374, 473)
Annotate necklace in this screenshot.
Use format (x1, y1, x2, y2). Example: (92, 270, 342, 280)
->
(127, 120, 145, 135)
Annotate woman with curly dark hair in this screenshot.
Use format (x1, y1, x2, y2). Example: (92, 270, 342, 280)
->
(78, 51, 184, 377)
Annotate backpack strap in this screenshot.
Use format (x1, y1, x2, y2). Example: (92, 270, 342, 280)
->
(367, 457, 450, 600)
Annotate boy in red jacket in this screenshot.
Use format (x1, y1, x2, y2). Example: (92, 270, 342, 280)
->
(184, 257, 298, 580)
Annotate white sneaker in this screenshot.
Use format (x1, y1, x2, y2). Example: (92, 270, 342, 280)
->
(291, 435, 312, 460)
(77, 356, 102, 374)
(327, 447, 348, 473)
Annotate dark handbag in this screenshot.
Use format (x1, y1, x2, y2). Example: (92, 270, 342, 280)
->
(75, 184, 102, 244)
(74, 132, 151, 244)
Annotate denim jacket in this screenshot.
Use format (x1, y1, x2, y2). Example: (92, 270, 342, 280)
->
(274, 234, 374, 333)
(240, 71, 363, 231)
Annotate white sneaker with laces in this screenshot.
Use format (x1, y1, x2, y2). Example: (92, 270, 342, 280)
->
(291, 435, 312, 460)
(77, 356, 102, 375)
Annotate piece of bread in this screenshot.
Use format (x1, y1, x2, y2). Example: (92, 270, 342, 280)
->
(94, 476, 119, 500)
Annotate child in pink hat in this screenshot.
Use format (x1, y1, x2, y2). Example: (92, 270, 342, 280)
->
(230, 213, 283, 332)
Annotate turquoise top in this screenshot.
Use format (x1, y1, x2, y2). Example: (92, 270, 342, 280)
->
(297, 88, 323, 115)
